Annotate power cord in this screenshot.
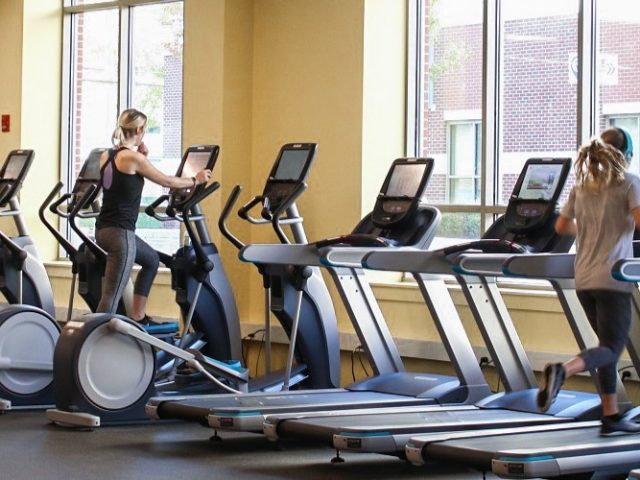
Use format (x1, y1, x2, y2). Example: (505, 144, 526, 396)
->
(241, 328, 265, 376)
(351, 345, 370, 381)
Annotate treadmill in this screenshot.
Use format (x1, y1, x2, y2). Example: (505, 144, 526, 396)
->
(407, 257, 640, 479)
(261, 158, 628, 454)
(146, 158, 493, 432)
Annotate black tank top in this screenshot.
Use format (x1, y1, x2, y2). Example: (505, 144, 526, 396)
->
(96, 147, 145, 231)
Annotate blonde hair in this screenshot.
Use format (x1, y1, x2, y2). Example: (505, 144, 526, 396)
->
(111, 108, 147, 147)
(575, 128, 627, 192)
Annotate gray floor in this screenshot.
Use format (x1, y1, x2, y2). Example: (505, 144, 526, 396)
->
(0, 410, 500, 480)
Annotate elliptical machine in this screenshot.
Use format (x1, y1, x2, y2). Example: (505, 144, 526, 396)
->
(218, 142, 340, 391)
(41, 148, 131, 319)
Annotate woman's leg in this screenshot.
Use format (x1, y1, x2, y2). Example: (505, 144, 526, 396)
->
(538, 289, 630, 415)
(131, 235, 159, 321)
(96, 227, 136, 314)
(578, 290, 632, 415)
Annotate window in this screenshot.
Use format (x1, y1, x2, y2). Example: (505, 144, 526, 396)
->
(408, 0, 631, 245)
(62, 0, 184, 253)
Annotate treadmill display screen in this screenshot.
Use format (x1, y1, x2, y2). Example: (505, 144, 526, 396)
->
(3, 154, 27, 180)
(385, 163, 426, 197)
(273, 149, 310, 181)
(181, 151, 212, 179)
(516, 163, 564, 201)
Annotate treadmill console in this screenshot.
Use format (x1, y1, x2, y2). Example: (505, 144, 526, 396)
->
(170, 145, 220, 212)
(261, 143, 317, 216)
(503, 158, 570, 234)
(319, 157, 438, 250)
(0, 150, 35, 206)
(372, 158, 433, 227)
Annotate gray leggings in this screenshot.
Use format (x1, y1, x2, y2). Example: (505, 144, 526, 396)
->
(576, 289, 632, 395)
(95, 227, 159, 315)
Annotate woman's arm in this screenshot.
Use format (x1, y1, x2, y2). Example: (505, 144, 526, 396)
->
(555, 214, 577, 236)
(135, 154, 210, 188)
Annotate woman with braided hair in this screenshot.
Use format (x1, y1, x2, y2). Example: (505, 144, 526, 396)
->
(537, 127, 640, 435)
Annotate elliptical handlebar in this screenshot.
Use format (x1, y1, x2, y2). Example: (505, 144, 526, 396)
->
(68, 184, 107, 260)
(180, 181, 220, 272)
(39, 181, 78, 258)
(144, 194, 171, 221)
(218, 185, 245, 250)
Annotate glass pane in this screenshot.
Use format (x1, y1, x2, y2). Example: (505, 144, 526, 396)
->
(69, 9, 119, 242)
(598, 1, 640, 174)
(498, 0, 579, 205)
(450, 123, 478, 176)
(430, 212, 482, 249)
(421, 0, 483, 206)
(449, 178, 479, 204)
(130, 2, 184, 252)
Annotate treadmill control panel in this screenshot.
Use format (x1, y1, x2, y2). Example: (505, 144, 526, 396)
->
(504, 159, 570, 234)
(372, 158, 433, 227)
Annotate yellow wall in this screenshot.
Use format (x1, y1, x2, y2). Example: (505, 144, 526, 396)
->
(362, 0, 408, 214)
(0, 1, 23, 155)
(0, 0, 60, 252)
(20, 0, 62, 260)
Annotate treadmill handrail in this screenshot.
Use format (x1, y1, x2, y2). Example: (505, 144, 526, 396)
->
(612, 257, 640, 282)
(503, 253, 575, 279)
(363, 247, 456, 275)
(239, 244, 324, 268)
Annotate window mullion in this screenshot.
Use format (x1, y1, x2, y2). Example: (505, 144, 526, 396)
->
(118, 6, 132, 112)
(482, 0, 499, 233)
(577, 0, 597, 146)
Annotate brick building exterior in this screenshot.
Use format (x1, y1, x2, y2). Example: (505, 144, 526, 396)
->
(423, 11, 640, 209)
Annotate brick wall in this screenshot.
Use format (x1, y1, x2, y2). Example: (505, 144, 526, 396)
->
(422, 11, 640, 205)
(163, 54, 182, 158)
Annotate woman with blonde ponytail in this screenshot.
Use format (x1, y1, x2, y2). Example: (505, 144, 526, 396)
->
(96, 108, 212, 328)
(537, 127, 640, 436)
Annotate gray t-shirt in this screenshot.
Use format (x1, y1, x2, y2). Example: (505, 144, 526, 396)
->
(561, 171, 640, 292)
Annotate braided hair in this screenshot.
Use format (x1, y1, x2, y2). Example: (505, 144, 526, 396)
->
(575, 127, 627, 192)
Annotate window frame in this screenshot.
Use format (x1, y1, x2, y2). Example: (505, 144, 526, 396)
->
(60, 0, 184, 256)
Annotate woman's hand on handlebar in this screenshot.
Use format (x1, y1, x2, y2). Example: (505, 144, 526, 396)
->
(195, 169, 212, 185)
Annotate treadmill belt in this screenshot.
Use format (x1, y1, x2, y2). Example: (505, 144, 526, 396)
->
(426, 426, 640, 470)
(155, 390, 431, 422)
(276, 408, 569, 444)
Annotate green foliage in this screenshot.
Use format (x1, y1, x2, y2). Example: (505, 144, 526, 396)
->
(438, 212, 480, 239)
